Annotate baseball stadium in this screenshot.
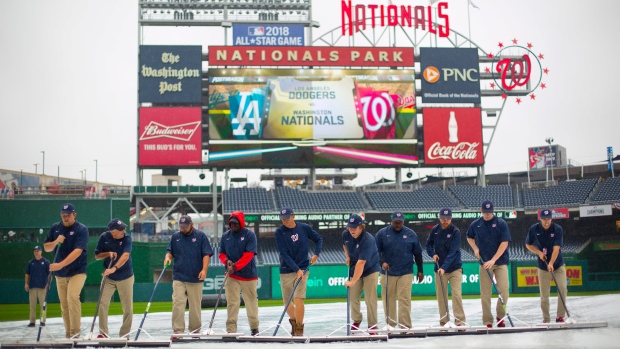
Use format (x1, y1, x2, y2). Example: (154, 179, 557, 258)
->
(0, 0, 619, 348)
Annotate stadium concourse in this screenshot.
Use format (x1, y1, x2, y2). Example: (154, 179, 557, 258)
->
(0, 295, 617, 348)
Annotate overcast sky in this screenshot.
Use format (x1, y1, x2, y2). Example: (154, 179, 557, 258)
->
(1, 0, 619, 187)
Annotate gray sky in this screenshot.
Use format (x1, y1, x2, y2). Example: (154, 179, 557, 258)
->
(1, 0, 619, 187)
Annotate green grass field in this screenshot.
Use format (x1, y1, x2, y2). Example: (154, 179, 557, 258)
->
(2, 291, 618, 323)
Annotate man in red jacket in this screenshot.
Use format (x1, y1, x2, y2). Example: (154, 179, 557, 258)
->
(219, 211, 259, 336)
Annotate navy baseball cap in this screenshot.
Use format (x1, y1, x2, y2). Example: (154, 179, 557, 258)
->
(280, 207, 294, 219)
(347, 214, 364, 228)
(481, 200, 494, 213)
(60, 203, 75, 214)
(108, 218, 127, 231)
(439, 208, 452, 219)
(179, 215, 192, 227)
(229, 216, 240, 224)
(34, 246, 42, 251)
(391, 211, 404, 222)
(540, 209, 553, 219)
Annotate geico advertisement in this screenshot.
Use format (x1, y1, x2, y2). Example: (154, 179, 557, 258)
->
(202, 274, 263, 292)
(516, 266, 583, 287)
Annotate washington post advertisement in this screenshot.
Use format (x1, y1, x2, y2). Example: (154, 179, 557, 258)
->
(207, 69, 417, 168)
(420, 47, 481, 104)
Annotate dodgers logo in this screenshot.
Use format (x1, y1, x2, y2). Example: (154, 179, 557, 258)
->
(230, 88, 267, 140)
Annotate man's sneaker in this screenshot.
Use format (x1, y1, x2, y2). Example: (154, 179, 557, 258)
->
(351, 322, 361, 331)
(96, 334, 109, 339)
(496, 317, 505, 328)
(556, 317, 564, 323)
(251, 328, 259, 336)
(486, 324, 493, 329)
(27, 323, 35, 327)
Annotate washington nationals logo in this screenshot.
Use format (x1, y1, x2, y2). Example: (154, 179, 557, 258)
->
(291, 233, 299, 242)
(487, 40, 549, 104)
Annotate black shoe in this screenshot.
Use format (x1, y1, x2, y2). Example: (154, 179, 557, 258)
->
(27, 323, 35, 327)
(251, 329, 259, 336)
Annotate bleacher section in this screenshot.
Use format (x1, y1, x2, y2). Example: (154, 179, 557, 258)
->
(275, 187, 366, 212)
(448, 185, 514, 209)
(223, 187, 275, 213)
(522, 178, 598, 208)
(590, 177, 620, 204)
(365, 186, 457, 211)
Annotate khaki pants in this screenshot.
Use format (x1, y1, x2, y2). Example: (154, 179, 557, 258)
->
(56, 273, 87, 338)
(380, 273, 412, 328)
(538, 265, 567, 322)
(28, 288, 46, 323)
(434, 269, 466, 325)
(225, 278, 259, 333)
(172, 280, 203, 333)
(350, 272, 379, 329)
(280, 272, 309, 301)
(479, 264, 509, 325)
(98, 275, 134, 337)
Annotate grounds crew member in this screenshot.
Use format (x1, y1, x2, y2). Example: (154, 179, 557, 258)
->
(24, 246, 50, 327)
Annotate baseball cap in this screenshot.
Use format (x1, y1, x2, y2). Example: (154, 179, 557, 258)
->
(439, 208, 453, 219)
(481, 200, 494, 213)
(179, 215, 192, 227)
(108, 218, 127, 231)
(34, 246, 42, 251)
(229, 216, 240, 224)
(347, 214, 364, 228)
(391, 211, 404, 222)
(60, 203, 75, 214)
(540, 209, 553, 219)
(279, 207, 294, 219)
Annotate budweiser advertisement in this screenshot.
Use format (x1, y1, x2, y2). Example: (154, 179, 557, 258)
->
(139, 107, 202, 167)
(537, 208, 569, 220)
(423, 108, 483, 166)
(208, 46, 414, 67)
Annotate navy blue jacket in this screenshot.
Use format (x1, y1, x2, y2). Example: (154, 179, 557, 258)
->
(25, 257, 50, 289)
(375, 225, 423, 276)
(219, 227, 258, 280)
(95, 231, 134, 281)
(166, 229, 213, 283)
(426, 224, 462, 273)
(45, 221, 89, 277)
(342, 230, 380, 278)
(466, 216, 511, 265)
(525, 222, 564, 271)
(275, 222, 323, 274)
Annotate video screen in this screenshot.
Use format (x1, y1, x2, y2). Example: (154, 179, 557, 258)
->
(206, 69, 417, 168)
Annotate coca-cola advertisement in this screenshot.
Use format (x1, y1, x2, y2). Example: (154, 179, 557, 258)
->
(139, 107, 202, 167)
(423, 108, 483, 166)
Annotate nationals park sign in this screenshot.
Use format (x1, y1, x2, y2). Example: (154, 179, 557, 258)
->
(208, 46, 414, 67)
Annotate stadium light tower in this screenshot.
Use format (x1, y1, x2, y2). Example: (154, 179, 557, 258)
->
(545, 137, 554, 181)
(41, 151, 45, 175)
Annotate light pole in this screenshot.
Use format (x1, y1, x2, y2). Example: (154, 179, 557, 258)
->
(34, 163, 38, 174)
(20, 169, 23, 186)
(94, 159, 98, 183)
(41, 151, 45, 175)
(545, 137, 554, 181)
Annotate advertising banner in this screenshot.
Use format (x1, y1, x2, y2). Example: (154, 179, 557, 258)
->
(139, 45, 202, 103)
(608, 146, 614, 171)
(529, 145, 559, 169)
(233, 24, 304, 46)
(516, 266, 583, 287)
(579, 205, 613, 217)
(537, 208, 569, 220)
(202, 266, 271, 299)
(420, 47, 480, 103)
(208, 69, 417, 168)
(208, 46, 415, 67)
(138, 107, 202, 167)
(422, 108, 483, 166)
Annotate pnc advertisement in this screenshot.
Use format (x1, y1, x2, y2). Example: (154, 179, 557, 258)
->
(138, 107, 202, 167)
(422, 108, 483, 166)
(207, 69, 417, 168)
(420, 47, 480, 104)
(516, 266, 583, 287)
